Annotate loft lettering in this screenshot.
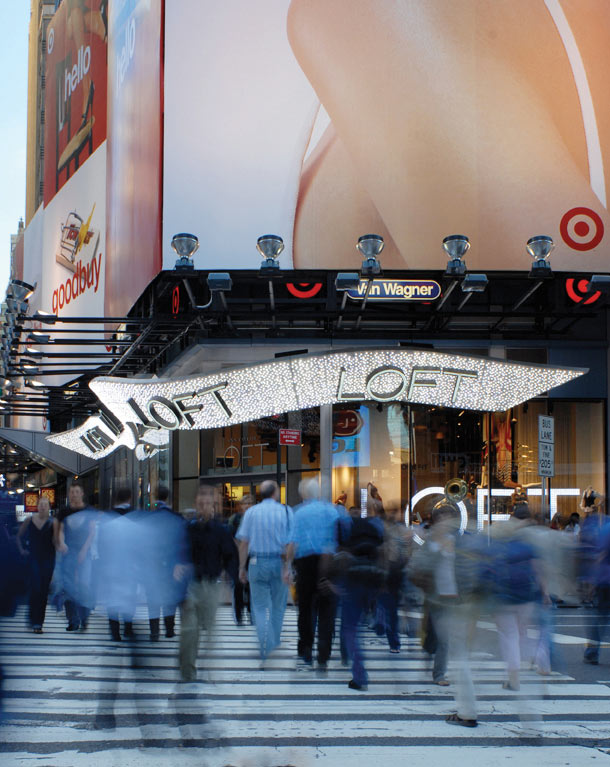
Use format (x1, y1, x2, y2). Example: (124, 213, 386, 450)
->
(338, 365, 479, 404)
(80, 426, 115, 454)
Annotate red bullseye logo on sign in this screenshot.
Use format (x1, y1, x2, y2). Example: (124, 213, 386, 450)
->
(565, 278, 601, 305)
(560, 207, 604, 251)
(286, 282, 323, 299)
(172, 285, 180, 315)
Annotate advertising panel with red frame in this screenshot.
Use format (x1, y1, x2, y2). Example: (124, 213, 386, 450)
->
(43, 0, 108, 207)
(105, 0, 163, 320)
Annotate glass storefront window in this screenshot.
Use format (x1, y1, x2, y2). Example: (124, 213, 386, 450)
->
(173, 408, 321, 516)
(330, 400, 606, 529)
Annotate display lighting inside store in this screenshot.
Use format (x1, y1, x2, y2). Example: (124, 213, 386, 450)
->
(48, 347, 586, 459)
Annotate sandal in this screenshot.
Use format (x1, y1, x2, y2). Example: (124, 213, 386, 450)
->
(446, 713, 477, 728)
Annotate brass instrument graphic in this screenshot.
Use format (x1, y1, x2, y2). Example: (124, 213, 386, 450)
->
(444, 477, 468, 504)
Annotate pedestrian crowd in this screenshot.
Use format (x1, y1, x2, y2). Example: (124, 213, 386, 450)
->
(6, 478, 610, 729)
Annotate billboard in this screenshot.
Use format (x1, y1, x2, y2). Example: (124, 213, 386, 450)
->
(105, 0, 163, 319)
(43, 0, 107, 207)
(163, 0, 610, 272)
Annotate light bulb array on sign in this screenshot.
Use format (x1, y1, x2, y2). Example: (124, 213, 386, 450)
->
(47, 348, 586, 459)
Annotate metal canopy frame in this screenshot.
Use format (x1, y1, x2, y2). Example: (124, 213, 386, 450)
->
(3, 269, 607, 429)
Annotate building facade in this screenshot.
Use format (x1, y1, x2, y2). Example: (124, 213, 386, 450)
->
(2, 0, 609, 526)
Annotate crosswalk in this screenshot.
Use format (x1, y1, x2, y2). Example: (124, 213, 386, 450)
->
(2, 604, 610, 766)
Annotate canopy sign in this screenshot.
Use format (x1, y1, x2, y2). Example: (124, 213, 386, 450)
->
(47, 348, 586, 459)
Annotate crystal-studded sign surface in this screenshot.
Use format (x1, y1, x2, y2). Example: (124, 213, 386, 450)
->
(47, 348, 586, 458)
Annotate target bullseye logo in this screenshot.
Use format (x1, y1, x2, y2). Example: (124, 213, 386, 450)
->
(286, 282, 323, 299)
(560, 207, 604, 251)
(565, 278, 601, 305)
(172, 285, 180, 315)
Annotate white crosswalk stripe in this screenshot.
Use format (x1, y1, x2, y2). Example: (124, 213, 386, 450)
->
(1, 604, 610, 766)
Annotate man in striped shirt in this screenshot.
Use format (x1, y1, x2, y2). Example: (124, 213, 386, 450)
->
(237, 480, 294, 667)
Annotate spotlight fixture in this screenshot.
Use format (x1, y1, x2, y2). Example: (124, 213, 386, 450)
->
(357, 234, 384, 277)
(6, 297, 27, 315)
(588, 275, 610, 292)
(25, 379, 45, 389)
(206, 272, 232, 292)
(171, 233, 199, 271)
(443, 235, 470, 276)
(27, 331, 50, 343)
(257, 234, 284, 274)
(335, 272, 361, 291)
(461, 273, 488, 293)
(9, 279, 36, 301)
(527, 235, 554, 279)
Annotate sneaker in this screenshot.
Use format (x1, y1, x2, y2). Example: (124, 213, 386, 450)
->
(348, 679, 368, 691)
(32, 627, 43, 634)
(435, 678, 450, 687)
(446, 713, 477, 728)
(66, 624, 79, 632)
(390, 648, 400, 654)
(165, 629, 176, 639)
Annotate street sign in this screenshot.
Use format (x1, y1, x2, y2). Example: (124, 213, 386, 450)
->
(538, 415, 555, 477)
(279, 429, 301, 446)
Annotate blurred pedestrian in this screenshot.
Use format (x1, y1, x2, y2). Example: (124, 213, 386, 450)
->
(584, 512, 610, 665)
(490, 503, 542, 690)
(228, 495, 254, 625)
(377, 501, 410, 653)
(129, 486, 186, 640)
(16, 497, 56, 633)
(55, 482, 96, 632)
(425, 502, 460, 686)
(98, 488, 137, 641)
(176, 484, 238, 682)
(338, 501, 385, 690)
(290, 478, 339, 671)
(237, 480, 293, 668)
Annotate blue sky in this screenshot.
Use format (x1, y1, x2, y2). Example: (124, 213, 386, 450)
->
(0, 3, 30, 293)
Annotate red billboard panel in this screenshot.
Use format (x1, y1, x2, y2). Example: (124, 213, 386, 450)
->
(105, 0, 163, 319)
(43, 0, 108, 207)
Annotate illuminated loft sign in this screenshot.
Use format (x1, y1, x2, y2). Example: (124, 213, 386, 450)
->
(47, 348, 586, 459)
(347, 279, 441, 301)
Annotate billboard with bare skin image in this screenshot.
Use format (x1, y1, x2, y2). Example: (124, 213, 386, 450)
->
(163, 0, 610, 272)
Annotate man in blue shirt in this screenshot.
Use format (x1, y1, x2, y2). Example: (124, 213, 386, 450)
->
(290, 478, 339, 670)
(237, 480, 293, 667)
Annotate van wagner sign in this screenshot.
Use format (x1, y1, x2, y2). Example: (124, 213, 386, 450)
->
(47, 348, 586, 459)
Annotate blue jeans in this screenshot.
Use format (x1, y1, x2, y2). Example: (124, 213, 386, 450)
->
(378, 590, 400, 651)
(248, 557, 288, 659)
(343, 583, 375, 686)
(585, 584, 610, 661)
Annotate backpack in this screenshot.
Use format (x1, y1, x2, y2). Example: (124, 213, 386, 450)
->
(483, 536, 539, 604)
(335, 517, 387, 589)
